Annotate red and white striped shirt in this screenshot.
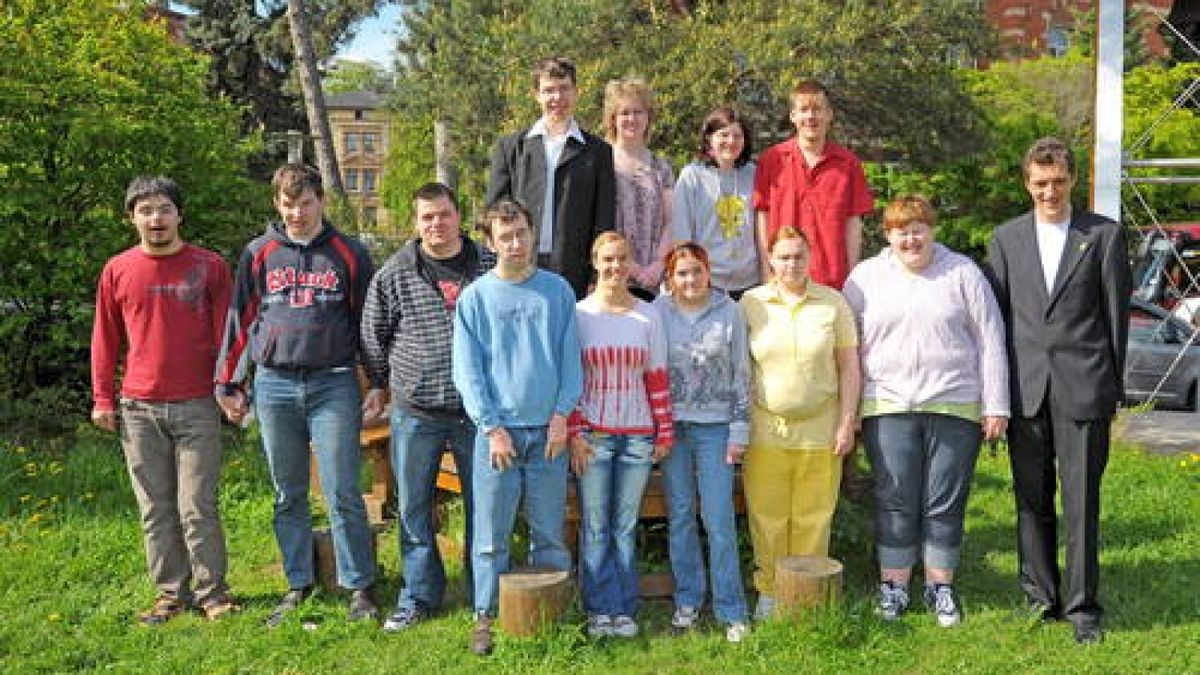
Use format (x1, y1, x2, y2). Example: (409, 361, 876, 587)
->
(569, 298, 673, 446)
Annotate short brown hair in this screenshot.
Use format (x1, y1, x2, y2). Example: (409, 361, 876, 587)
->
(477, 199, 532, 241)
(272, 163, 323, 201)
(411, 182, 459, 214)
(531, 56, 576, 89)
(603, 77, 655, 142)
(1022, 137, 1075, 178)
(698, 106, 753, 168)
(663, 242, 712, 293)
(790, 78, 830, 105)
(882, 195, 936, 232)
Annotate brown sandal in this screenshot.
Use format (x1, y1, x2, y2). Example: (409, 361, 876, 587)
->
(201, 594, 242, 621)
(138, 596, 188, 626)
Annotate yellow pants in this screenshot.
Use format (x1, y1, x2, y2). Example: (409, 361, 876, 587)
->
(743, 442, 842, 595)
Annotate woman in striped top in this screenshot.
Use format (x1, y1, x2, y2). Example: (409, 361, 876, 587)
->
(569, 231, 674, 639)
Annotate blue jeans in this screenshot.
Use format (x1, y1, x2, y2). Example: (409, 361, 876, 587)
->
(660, 422, 748, 623)
(471, 426, 571, 616)
(576, 432, 654, 617)
(254, 366, 376, 591)
(390, 407, 474, 612)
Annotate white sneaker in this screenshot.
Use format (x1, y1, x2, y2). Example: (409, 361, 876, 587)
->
(610, 614, 639, 638)
(671, 605, 700, 630)
(753, 595, 775, 621)
(586, 614, 613, 638)
(725, 622, 750, 643)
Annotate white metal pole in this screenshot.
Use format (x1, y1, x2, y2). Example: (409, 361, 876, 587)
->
(1092, 0, 1124, 220)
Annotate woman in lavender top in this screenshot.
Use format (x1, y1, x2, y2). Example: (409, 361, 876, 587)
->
(842, 195, 1009, 628)
(653, 242, 751, 643)
(672, 107, 760, 299)
(603, 77, 674, 298)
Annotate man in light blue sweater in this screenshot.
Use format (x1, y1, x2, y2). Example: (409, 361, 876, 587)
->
(452, 199, 583, 656)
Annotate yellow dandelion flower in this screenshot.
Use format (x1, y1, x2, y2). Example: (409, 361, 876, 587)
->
(19, 494, 31, 503)
(48, 613, 61, 622)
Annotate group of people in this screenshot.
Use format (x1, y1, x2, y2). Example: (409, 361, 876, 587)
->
(90, 54, 1130, 656)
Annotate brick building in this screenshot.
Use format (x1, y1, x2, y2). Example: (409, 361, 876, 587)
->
(326, 90, 391, 229)
(986, 0, 1174, 59)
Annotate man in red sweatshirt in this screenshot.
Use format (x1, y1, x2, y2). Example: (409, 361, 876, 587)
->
(91, 176, 239, 625)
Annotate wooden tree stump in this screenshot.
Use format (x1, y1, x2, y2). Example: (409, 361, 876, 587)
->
(313, 526, 378, 593)
(775, 555, 843, 615)
(498, 567, 572, 636)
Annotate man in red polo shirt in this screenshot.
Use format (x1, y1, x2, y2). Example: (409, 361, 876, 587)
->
(753, 79, 873, 289)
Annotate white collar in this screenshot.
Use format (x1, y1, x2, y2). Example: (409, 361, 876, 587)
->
(526, 118, 585, 144)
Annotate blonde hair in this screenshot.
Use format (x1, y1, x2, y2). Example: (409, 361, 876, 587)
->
(591, 230, 630, 261)
(602, 77, 656, 142)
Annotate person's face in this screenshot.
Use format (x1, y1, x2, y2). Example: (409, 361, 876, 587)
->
(789, 92, 833, 147)
(886, 220, 935, 272)
(707, 123, 745, 169)
(613, 98, 649, 143)
(670, 253, 711, 304)
(1025, 160, 1076, 223)
(593, 238, 632, 290)
(274, 188, 325, 240)
(489, 216, 533, 267)
(414, 195, 461, 255)
(535, 75, 578, 125)
(770, 236, 810, 288)
(129, 193, 182, 254)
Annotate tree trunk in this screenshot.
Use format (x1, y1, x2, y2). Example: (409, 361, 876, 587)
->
(286, 0, 343, 194)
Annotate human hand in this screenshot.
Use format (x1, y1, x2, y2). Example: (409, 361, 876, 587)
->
(216, 389, 249, 425)
(982, 416, 1008, 442)
(488, 427, 516, 471)
(569, 435, 593, 475)
(652, 441, 672, 463)
(90, 408, 117, 432)
(725, 443, 746, 465)
(362, 388, 388, 423)
(546, 413, 568, 459)
(833, 420, 857, 456)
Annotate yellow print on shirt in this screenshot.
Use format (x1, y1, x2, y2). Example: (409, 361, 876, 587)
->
(715, 194, 745, 239)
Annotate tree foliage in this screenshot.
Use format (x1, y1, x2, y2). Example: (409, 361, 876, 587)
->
(385, 0, 994, 217)
(0, 0, 266, 432)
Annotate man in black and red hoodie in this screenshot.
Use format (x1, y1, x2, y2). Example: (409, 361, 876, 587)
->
(215, 163, 379, 626)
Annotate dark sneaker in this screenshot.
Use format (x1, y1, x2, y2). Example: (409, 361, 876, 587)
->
(138, 596, 189, 626)
(382, 605, 428, 632)
(265, 586, 312, 628)
(923, 584, 961, 628)
(347, 588, 379, 622)
(471, 614, 494, 656)
(876, 581, 909, 622)
(1074, 623, 1104, 645)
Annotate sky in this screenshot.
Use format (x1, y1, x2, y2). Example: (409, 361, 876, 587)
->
(335, 3, 403, 67)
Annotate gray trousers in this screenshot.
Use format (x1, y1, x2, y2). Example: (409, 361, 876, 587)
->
(120, 396, 229, 605)
(863, 413, 982, 570)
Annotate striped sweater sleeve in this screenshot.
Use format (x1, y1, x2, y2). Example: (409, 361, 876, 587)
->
(643, 304, 674, 447)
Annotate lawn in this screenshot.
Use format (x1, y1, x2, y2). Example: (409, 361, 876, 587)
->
(1, 426, 1196, 674)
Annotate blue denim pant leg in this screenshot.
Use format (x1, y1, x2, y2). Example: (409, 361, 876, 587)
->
(663, 422, 748, 623)
(390, 407, 475, 612)
(471, 426, 569, 616)
(577, 432, 654, 617)
(255, 367, 376, 591)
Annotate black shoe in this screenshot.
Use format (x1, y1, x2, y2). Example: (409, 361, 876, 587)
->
(265, 586, 312, 628)
(1017, 599, 1061, 628)
(348, 588, 379, 622)
(471, 613, 494, 656)
(1074, 623, 1104, 645)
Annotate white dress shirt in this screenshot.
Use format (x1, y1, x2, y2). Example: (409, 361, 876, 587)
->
(1035, 214, 1070, 293)
(525, 118, 585, 255)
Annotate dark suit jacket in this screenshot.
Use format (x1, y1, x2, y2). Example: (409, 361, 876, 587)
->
(985, 209, 1131, 420)
(486, 127, 615, 298)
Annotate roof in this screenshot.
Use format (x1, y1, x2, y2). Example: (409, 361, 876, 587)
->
(325, 90, 386, 110)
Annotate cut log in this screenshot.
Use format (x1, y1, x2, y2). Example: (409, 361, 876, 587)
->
(498, 567, 572, 636)
(313, 526, 378, 593)
(774, 555, 843, 615)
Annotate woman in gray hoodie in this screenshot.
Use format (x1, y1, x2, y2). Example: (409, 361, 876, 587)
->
(653, 242, 751, 643)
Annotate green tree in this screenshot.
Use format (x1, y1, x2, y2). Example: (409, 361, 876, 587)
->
(0, 0, 266, 433)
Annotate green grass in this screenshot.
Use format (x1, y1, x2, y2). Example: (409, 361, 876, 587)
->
(1, 427, 1197, 674)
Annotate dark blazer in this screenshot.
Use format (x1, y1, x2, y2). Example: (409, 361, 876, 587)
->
(486, 127, 615, 298)
(985, 209, 1132, 420)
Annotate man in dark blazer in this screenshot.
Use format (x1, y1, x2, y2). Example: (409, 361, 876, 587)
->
(485, 56, 615, 298)
(985, 137, 1131, 645)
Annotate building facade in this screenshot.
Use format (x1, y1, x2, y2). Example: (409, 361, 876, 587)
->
(327, 90, 391, 230)
(985, 0, 1174, 59)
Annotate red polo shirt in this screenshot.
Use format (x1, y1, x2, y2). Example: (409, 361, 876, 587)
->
(753, 140, 873, 288)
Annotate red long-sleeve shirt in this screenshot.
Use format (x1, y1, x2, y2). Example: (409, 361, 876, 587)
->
(91, 244, 232, 412)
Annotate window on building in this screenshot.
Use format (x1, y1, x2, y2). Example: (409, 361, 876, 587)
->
(363, 132, 378, 153)
(344, 132, 359, 153)
(354, 109, 366, 120)
(362, 169, 377, 193)
(345, 169, 359, 191)
(1046, 27, 1070, 57)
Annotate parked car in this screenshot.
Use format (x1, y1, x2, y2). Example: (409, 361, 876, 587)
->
(1126, 298, 1200, 411)
(1132, 223, 1200, 326)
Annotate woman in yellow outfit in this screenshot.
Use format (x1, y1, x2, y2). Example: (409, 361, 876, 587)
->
(739, 226, 860, 620)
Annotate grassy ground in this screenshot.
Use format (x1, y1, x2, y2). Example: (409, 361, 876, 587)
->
(1, 426, 1197, 674)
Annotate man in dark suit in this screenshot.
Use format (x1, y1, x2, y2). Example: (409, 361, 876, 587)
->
(485, 56, 615, 298)
(985, 137, 1131, 645)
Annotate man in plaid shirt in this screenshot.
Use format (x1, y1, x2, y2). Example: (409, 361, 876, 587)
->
(361, 183, 495, 632)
